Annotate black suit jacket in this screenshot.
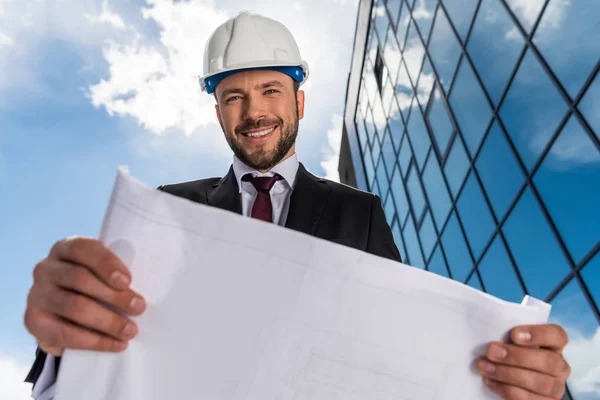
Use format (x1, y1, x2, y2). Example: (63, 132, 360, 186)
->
(25, 163, 401, 386)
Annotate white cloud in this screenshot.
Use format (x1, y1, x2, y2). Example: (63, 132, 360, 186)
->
(84, 0, 127, 30)
(0, 355, 32, 400)
(320, 113, 344, 181)
(0, 30, 12, 47)
(563, 327, 600, 397)
(505, 0, 570, 41)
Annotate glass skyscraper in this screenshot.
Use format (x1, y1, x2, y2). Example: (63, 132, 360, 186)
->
(338, 1, 600, 399)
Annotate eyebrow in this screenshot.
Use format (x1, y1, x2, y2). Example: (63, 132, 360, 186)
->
(219, 80, 285, 99)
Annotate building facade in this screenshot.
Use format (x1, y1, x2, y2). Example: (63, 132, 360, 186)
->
(339, 0, 600, 398)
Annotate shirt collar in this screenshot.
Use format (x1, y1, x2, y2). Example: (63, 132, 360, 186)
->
(232, 153, 299, 193)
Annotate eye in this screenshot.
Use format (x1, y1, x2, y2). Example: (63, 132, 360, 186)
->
(265, 89, 278, 94)
(226, 95, 241, 103)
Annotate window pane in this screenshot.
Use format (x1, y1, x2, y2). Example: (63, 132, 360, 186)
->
(372, 175, 382, 198)
(382, 75, 395, 117)
(365, 107, 377, 147)
(395, 60, 415, 122)
(423, 151, 452, 228)
(580, 72, 600, 142)
(373, 2, 390, 44)
(428, 244, 449, 277)
(364, 143, 376, 188)
(404, 215, 425, 269)
(500, 49, 568, 171)
(380, 127, 396, 177)
(404, 20, 426, 86)
(384, 27, 402, 86)
(467, 0, 525, 105)
(444, 135, 470, 199)
(428, 7, 462, 92)
(396, 1, 411, 51)
(372, 92, 388, 140)
(407, 163, 426, 218)
(391, 164, 410, 223)
(419, 211, 437, 261)
(406, 108, 431, 171)
(441, 0, 478, 41)
(391, 217, 408, 263)
(457, 171, 496, 260)
(376, 156, 390, 199)
(384, 189, 397, 225)
(478, 235, 524, 303)
(503, 187, 572, 299)
(386, 0, 403, 30)
(581, 254, 600, 313)
(427, 86, 454, 157)
(534, 0, 600, 98)
(416, 55, 436, 108)
(412, 0, 436, 41)
(359, 80, 370, 117)
(504, 0, 544, 33)
(549, 278, 600, 400)
(466, 272, 483, 291)
(476, 121, 525, 221)
(442, 211, 473, 282)
(449, 58, 493, 157)
(388, 98, 405, 152)
(398, 133, 412, 177)
(534, 116, 600, 264)
(364, 59, 380, 106)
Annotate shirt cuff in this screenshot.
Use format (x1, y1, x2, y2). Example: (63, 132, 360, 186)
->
(32, 354, 57, 400)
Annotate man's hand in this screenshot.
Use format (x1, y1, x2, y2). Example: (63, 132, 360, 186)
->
(477, 324, 571, 399)
(24, 237, 146, 356)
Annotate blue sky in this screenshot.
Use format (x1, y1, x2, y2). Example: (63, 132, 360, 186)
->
(0, 0, 599, 399)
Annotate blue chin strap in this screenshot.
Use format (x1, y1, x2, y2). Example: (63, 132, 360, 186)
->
(205, 66, 304, 94)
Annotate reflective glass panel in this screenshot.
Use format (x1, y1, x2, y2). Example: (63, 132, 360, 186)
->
(441, 0, 478, 41)
(466, 272, 483, 290)
(534, 116, 600, 264)
(419, 210, 437, 261)
(384, 188, 397, 225)
(376, 154, 390, 198)
(380, 127, 397, 178)
(388, 98, 404, 152)
(503, 187, 572, 299)
(407, 163, 426, 218)
(533, 0, 600, 98)
(581, 254, 600, 313)
(356, 115, 369, 154)
(382, 75, 395, 117)
(504, 0, 545, 33)
(406, 107, 431, 171)
(476, 121, 525, 221)
(364, 143, 376, 188)
(371, 131, 381, 166)
(391, 217, 408, 263)
(468, 0, 525, 105)
(404, 215, 426, 269)
(404, 20, 426, 86)
(457, 171, 496, 260)
(549, 278, 600, 400)
(396, 1, 411, 51)
(423, 151, 452, 228)
(384, 26, 402, 86)
(580, 72, 600, 142)
(449, 58, 493, 157)
(500, 49, 568, 172)
(428, 7, 462, 92)
(399, 133, 412, 177)
(372, 92, 388, 140)
(416, 54, 436, 108)
(364, 59, 379, 106)
(444, 135, 470, 199)
(411, 0, 437, 41)
(428, 244, 449, 277)
(386, 0, 403, 29)
(442, 211, 473, 282)
(365, 107, 377, 146)
(427, 86, 454, 156)
(395, 60, 415, 121)
(374, 2, 390, 44)
(478, 235, 524, 303)
(391, 164, 410, 223)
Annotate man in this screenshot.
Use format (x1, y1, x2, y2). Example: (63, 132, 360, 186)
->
(24, 11, 571, 400)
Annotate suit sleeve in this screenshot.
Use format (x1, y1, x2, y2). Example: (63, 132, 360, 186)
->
(366, 195, 402, 263)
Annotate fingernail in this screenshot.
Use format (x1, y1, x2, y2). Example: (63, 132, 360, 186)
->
(484, 377, 498, 389)
(129, 296, 146, 313)
(488, 344, 507, 360)
(517, 331, 532, 342)
(113, 340, 127, 352)
(111, 271, 130, 289)
(121, 322, 137, 339)
(479, 360, 496, 374)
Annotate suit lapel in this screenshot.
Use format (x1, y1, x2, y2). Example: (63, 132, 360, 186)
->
(206, 166, 243, 215)
(285, 163, 331, 236)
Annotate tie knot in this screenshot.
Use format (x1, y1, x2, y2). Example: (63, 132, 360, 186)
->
(242, 174, 282, 192)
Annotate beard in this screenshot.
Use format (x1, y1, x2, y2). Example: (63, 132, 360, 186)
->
(225, 106, 299, 171)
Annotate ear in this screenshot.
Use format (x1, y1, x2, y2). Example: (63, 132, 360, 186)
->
(296, 90, 305, 120)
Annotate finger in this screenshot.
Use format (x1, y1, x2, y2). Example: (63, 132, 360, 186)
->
(25, 307, 128, 353)
(50, 237, 131, 290)
(511, 324, 569, 353)
(484, 342, 571, 380)
(478, 359, 566, 399)
(41, 286, 139, 342)
(46, 260, 146, 316)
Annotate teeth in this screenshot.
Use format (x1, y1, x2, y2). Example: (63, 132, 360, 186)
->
(245, 127, 275, 137)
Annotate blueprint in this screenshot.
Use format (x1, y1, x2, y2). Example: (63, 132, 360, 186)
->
(54, 167, 551, 400)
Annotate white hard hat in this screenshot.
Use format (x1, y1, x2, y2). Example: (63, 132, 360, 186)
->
(199, 11, 309, 94)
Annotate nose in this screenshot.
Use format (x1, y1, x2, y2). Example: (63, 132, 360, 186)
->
(242, 93, 268, 122)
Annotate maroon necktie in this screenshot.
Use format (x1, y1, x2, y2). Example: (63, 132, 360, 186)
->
(242, 174, 282, 223)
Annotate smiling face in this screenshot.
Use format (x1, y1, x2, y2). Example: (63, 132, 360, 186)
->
(214, 69, 305, 172)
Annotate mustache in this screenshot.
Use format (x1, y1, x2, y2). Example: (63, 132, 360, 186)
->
(235, 118, 282, 134)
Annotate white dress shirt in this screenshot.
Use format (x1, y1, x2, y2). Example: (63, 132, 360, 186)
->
(32, 154, 300, 400)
